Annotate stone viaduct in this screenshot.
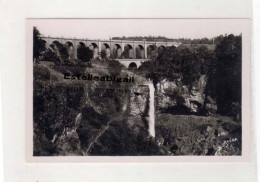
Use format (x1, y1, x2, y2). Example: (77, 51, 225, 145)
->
(41, 36, 181, 68)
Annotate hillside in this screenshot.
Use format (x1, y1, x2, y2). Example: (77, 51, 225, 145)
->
(33, 60, 241, 156)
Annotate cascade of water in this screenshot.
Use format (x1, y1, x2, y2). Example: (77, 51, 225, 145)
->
(148, 82, 155, 137)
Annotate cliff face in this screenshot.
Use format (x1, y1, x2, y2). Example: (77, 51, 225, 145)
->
(156, 75, 210, 114)
(34, 62, 155, 156)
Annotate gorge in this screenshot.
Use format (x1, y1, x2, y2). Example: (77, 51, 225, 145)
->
(33, 32, 242, 156)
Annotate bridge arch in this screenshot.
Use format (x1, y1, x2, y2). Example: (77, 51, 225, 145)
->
(103, 43, 110, 49)
(51, 40, 70, 60)
(135, 45, 145, 59)
(112, 44, 122, 59)
(78, 42, 86, 47)
(65, 41, 74, 59)
(41, 39, 47, 49)
(89, 43, 99, 58)
(76, 42, 86, 59)
(89, 42, 98, 48)
(77, 42, 93, 61)
(49, 44, 55, 50)
(42, 39, 47, 44)
(52, 40, 61, 44)
(65, 41, 74, 47)
(147, 45, 157, 58)
(123, 44, 134, 59)
(128, 62, 138, 69)
(50, 40, 61, 51)
(158, 45, 166, 52)
(101, 43, 110, 58)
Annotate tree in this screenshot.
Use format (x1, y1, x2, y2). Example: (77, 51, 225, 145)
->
(101, 50, 107, 59)
(122, 46, 130, 59)
(206, 34, 242, 119)
(147, 45, 158, 59)
(213, 35, 224, 45)
(108, 60, 124, 76)
(33, 27, 46, 62)
(77, 46, 93, 62)
(180, 48, 201, 86)
(41, 48, 61, 65)
(52, 41, 70, 65)
(215, 34, 241, 116)
(140, 46, 182, 87)
(195, 46, 215, 75)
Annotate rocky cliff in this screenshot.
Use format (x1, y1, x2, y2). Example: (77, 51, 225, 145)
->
(33, 61, 240, 156)
(156, 75, 212, 114)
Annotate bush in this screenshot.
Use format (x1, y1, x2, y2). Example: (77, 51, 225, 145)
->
(41, 49, 62, 65)
(180, 48, 201, 86)
(77, 46, 93, 62)
(107, 59, 124, 76)
(207, 34, 242, 116)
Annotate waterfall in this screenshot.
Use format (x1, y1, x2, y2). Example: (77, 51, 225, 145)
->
(148, 82, 155, 137)
(75, 113, 82, 128)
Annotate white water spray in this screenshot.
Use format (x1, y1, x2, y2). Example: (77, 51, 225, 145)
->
(148, 82, 155, 137)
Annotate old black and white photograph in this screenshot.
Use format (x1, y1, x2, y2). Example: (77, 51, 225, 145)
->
(32, 19, 243, 156)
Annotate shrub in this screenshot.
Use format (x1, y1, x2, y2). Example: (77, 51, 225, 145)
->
(41, 49, 62, 65)
(108, 59, 124, 76)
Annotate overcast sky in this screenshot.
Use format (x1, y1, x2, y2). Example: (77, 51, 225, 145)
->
(30, 19, 245, 40)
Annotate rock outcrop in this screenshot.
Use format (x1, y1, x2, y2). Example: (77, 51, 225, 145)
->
(156, 75, 212, 114)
